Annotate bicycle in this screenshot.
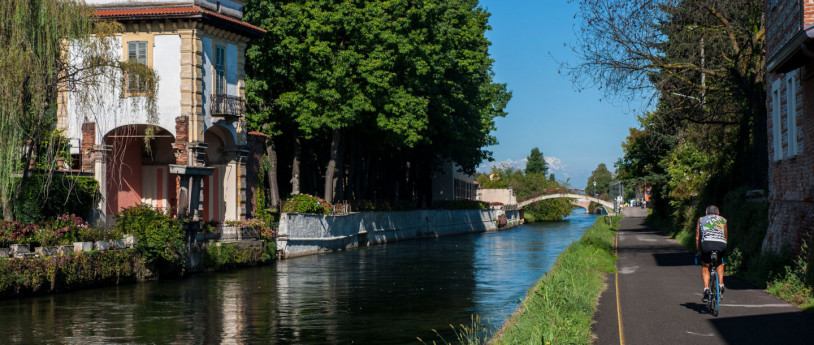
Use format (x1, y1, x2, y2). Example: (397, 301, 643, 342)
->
(696, 250, 722, 316)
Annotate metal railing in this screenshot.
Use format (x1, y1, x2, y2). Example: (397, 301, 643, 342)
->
(210, 93, 245, 118)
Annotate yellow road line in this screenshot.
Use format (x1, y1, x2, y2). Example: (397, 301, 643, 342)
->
(615, 228, 625, 345)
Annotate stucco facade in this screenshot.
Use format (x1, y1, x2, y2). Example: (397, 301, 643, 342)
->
(58, 0, 264, 224)
(764, 0, 814, 253)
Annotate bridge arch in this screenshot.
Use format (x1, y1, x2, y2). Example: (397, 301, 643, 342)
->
(518, 191, 616, 215)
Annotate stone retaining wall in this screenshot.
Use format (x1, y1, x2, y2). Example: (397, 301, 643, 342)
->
(277, 208, 521, 258)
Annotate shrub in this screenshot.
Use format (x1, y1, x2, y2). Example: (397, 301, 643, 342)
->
(0, 249, 147, 298)
(281, 194, 332, 214)
(114, 205, 186, 273)
(12, 174, 99, 224)
(204, 241, 276, 271)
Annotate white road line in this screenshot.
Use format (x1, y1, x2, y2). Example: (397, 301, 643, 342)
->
(686, 331, 714, 337)
(719, 303, 791, 308)
(618, 266, 639, 274)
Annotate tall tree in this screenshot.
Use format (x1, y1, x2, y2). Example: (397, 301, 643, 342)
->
(586, 163, 613, 199)
(569, 0, 766, 189)
(525, 147, 548, 175)
(0, 0, 157, 219)
(245, 0, 509, 203)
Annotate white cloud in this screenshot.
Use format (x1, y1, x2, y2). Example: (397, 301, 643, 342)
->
(478, 156, 568, 175)
(477, 158, 527, 173)
(545, 156, 565, 171)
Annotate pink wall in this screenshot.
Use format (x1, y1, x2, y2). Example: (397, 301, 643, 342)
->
(106, 138, 143, 214)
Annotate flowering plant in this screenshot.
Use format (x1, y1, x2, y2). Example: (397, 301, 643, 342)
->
(281, 194, 332, 214)
(0, 221, 39, 246)
(223, 218, 276, 241)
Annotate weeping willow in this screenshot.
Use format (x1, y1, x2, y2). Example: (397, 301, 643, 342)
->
(0, 0, 157, 220)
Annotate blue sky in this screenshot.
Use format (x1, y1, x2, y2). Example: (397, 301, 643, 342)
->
(477, 0, 644, 189)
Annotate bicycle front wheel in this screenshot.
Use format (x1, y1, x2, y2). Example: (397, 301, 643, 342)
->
(711, 271, 719, 317)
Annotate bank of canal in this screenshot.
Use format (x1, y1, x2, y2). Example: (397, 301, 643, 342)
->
(0, 209, 597, 344)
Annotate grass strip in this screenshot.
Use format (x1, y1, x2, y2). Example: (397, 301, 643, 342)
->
(491, 215, 619, 345)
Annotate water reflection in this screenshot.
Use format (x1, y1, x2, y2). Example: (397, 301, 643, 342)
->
(0, 210, 596, 344)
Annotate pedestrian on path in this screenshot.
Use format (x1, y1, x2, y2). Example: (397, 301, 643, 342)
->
(696, 205, 728, 303)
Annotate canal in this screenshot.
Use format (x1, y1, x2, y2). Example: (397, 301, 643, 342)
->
(0, 210, 597, 344)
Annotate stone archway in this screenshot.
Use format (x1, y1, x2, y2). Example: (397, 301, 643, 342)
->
(202, 125, 239, 222)
(103, 125, 176, 219)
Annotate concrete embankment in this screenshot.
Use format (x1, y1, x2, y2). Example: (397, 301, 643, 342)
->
(277, 208, 521, 258)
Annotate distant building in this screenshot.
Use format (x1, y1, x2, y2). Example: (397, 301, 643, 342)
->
(58, 0, 265, 224)
(476, 188, 517, 206)
(763, 0, 814, 253)
(432, 161, 477, 201)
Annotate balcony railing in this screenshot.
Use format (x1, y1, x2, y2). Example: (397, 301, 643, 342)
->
(210, 93, 245, 119)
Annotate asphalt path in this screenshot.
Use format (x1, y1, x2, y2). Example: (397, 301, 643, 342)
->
(592, 208, 814, 345)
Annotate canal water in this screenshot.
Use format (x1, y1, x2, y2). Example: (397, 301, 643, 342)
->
(0, 210, 597, 344)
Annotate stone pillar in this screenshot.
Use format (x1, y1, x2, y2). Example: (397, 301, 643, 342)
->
(188, 142, 208, 167)
(92, 145, 112, 226)
(236, 147, 249, 219)
(177, 175, 191, 219)
(81, 122, 96, 172)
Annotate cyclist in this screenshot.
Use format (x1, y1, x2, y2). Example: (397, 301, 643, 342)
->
(696, 205, 728, 303)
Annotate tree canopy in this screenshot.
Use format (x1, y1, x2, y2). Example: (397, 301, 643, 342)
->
(525, 147, 548, 175)
(578, 0, 765, 224)
(0, 0, 157, 220)
(245, 0, 510, 204)
(586, 163, 613, 200)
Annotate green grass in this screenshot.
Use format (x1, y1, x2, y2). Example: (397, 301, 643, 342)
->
(490, 215, 619, 344)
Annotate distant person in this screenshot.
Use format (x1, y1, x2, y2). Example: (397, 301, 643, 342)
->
(696, 205, 727, 302)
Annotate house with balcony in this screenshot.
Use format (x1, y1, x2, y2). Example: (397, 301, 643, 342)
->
(763, 0, 814, 253)
(57, 0, 265, 224)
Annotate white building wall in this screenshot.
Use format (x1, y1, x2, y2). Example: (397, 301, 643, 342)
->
(66, 34, 181, 143)
(477, 189, 517, 205)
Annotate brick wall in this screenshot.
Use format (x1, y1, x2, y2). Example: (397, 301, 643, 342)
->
(175, 116, 188, 165)
(81, 122, 96, 172)
(764, 0, 814, 253)
(766, 1, 802, 59)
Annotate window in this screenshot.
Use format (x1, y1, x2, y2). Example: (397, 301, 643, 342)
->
(215, 45, 226, 95)
(785, 71, 798, 157)
(127, 41, 148, 92)
(771, 78, 782, 161)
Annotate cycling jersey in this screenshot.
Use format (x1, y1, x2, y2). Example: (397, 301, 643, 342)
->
(699, 215, 726, 244)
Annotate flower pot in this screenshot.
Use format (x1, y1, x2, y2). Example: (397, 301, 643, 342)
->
(73, 242, 93, 252)
(34, 246, 59, 257)
(10, 244, 30, 255)
(94, 241, 110, 251)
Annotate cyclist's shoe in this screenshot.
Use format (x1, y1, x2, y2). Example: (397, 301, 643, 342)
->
(702, 289, 710, 303)
(720, 284, 725, 299)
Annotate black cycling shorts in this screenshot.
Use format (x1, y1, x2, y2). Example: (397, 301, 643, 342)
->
(700, 241, 726, 265)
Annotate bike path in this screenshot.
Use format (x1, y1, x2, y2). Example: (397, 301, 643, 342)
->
(592, 208, 814, 345)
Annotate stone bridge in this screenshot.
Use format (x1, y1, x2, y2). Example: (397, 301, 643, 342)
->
(517, 189, 616, 215)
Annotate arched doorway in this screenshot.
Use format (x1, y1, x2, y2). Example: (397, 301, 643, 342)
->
(202, 125, 239, 222)
(104, 125, 176, 215)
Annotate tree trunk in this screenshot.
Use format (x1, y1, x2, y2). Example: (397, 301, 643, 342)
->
(265, 138, 280, 209)
(323, 129, 342, 203)
(290, 137, 301, 195)
(334, 133, 345, 202)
